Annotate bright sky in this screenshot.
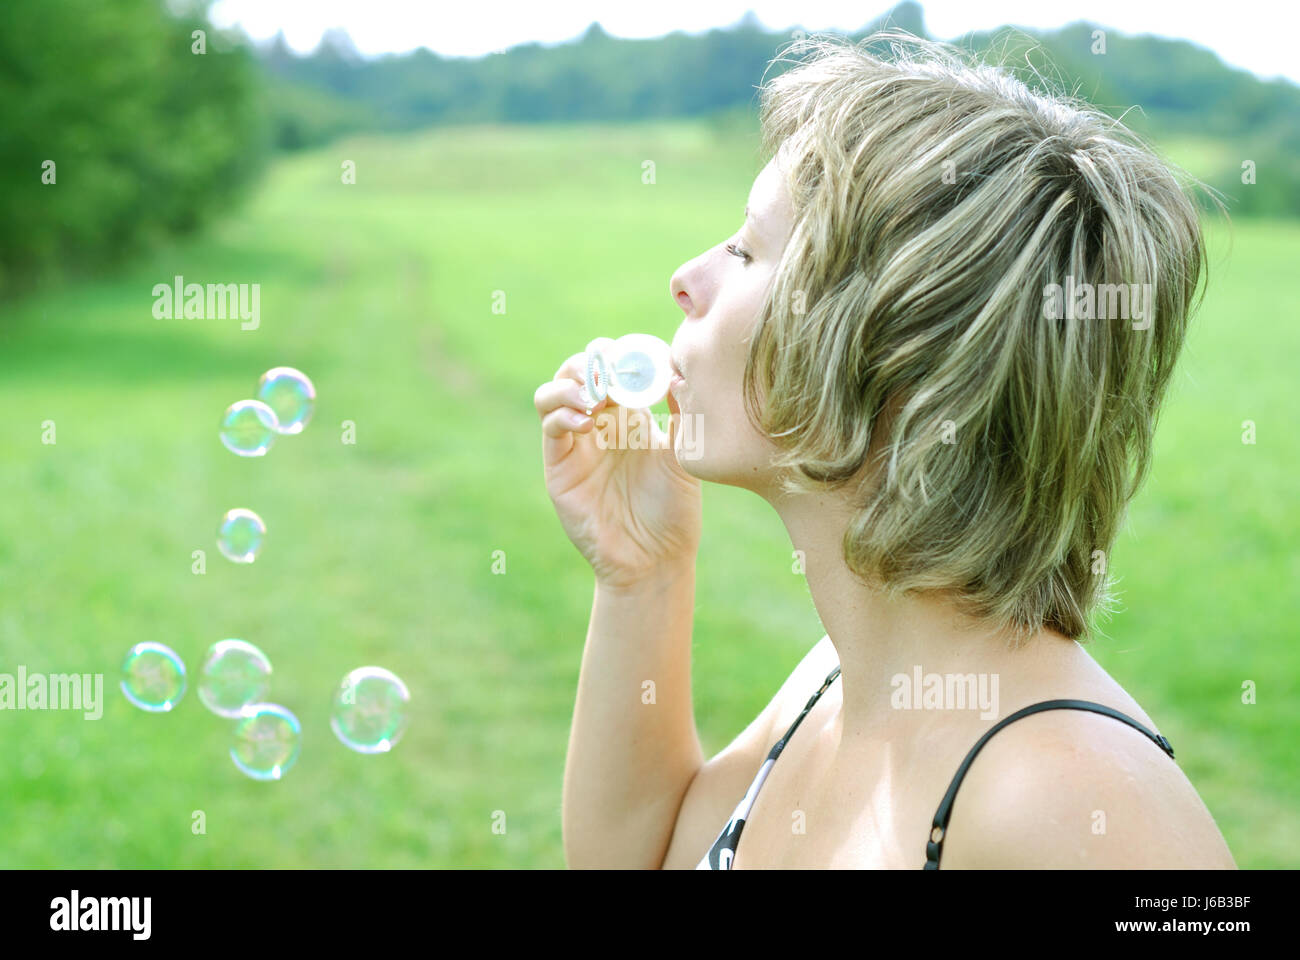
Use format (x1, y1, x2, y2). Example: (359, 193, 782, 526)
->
(208, 1, 1300, 85)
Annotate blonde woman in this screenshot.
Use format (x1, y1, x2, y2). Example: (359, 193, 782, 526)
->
(535, 33, 1236, 869)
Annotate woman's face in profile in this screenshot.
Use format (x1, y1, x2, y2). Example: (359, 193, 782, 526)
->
(668, 153, 796, 491)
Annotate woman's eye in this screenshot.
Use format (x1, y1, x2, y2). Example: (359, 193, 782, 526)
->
(725, 242, 753, 264)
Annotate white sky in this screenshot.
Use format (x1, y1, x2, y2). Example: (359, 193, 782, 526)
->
(208, 1, 1300, 85)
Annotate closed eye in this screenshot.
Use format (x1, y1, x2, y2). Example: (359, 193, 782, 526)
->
(725, 242, 753, 264)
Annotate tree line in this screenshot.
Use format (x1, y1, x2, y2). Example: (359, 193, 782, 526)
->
(4, 1, 1295, 298)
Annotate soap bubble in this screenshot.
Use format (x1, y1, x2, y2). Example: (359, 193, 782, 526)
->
(199, 639, 272, 717)
(230, 703, 301, 781)
(331, 667, 411, 754)
(217, 508, 266, 564)
(257, 367, 316, 435)
(120, 641, 186, 712)
(220, 399, 279, 456)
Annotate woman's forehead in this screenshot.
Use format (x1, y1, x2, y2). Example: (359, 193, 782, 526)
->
(746, 157, 793, 230)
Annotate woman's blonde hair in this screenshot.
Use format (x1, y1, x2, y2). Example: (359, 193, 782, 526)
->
(747, 31, 1209, 643)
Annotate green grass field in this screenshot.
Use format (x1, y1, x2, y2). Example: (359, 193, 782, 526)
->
(0, 120, 1295, 868)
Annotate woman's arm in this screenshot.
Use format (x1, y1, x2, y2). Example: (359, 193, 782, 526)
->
(536, 350, 703, 868)
(562, 564, 705, 869)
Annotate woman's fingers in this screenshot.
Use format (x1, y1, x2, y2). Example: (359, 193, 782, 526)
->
(541, 406, 594, 437)
(535, 353, 606, 415)
(533, 378, 599, 419)
(536, 352, 607, 462)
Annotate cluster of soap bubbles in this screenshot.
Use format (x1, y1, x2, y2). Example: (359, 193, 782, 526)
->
(219, 367, 316, 457)
(121, 639, 410, 780)
(120, 365, 412, 781)
(216, 367, 316, 565)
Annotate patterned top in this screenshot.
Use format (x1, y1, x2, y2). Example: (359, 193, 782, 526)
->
(697, 665, 842, 869)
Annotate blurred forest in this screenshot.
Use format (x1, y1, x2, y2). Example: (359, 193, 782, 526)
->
(3, 0, 1298, 296)
(256, 3, 1300, 217)
(0, 0, 266, 295)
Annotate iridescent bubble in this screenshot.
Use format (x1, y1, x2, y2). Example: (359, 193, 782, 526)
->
(217, 508, 266, 564)
(331, 667, 411, 754)
(120, 641, 186, 712)
(219, 399, 279, 456)
(257, 367, 316, 436)
(230, 703, 301, 781)
(199, 639, 272, 717)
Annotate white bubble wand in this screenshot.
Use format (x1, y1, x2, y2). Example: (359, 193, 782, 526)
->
(576, 333, 674, 412)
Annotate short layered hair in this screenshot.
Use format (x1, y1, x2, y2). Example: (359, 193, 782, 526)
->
(747, 32, 1209, 642)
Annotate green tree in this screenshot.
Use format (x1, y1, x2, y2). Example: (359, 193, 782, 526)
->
(0, 0, 268, 297)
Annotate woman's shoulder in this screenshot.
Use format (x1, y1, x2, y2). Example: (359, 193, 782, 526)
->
(932, 665, 1237, 868)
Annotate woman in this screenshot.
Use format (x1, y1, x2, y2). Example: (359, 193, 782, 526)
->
(535, 33, 1236, 869)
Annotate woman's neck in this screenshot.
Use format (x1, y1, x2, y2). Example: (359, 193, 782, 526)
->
(768, 481, 1078, 753)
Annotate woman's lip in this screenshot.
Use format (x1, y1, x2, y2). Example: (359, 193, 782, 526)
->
(669, 373, 685, 392)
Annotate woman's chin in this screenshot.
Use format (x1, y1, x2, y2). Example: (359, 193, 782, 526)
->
(671, 440, 704, 478)
(677, 455, 762, 493)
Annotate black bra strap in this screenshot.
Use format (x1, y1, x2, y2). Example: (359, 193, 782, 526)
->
(924, 699, 1176, 870)
(770, 666, 842, 755)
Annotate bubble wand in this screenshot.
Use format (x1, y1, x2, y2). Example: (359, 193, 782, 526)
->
(576, 334, 674, 412)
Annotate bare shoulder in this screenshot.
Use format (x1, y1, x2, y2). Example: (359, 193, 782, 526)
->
(938, 700, 1237, 869)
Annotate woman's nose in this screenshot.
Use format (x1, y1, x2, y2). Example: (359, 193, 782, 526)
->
(669, 272, 686, 311)
(670, 264, 697, 316)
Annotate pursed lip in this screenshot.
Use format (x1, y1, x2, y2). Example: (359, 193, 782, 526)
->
(669, 350, 685, 380)
(668, 363, 685, 395)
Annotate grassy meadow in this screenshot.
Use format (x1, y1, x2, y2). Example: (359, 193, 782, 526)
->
(0, 119, 1295, 867)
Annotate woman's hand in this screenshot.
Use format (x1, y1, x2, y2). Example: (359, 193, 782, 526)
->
(535, 351, 702, 589)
